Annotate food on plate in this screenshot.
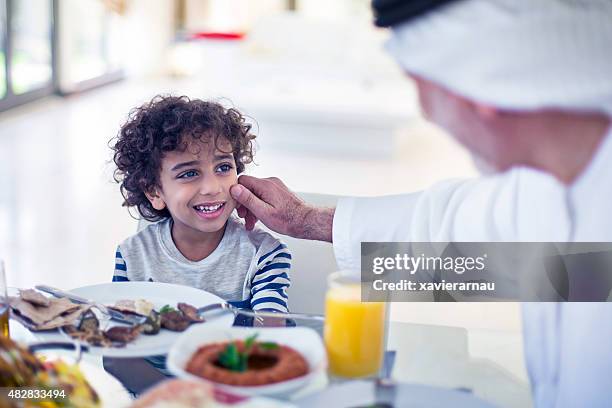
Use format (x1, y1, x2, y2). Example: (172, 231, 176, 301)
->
(108, 298, 162, 335)
(131, 379, 292, 408)
(19, 288, 51, 307)
(142, 309, 162, 335)
(0, 337, 44, 386)
(130, 379, 215, 408)
(110, 299, 155, 316)
(108, 299, 162, 335)
(63, 309, 143, 348)
(78, 309, 101, 332)
(105, 325, 142, 343)
(159, 303, 205, 332)
(178, 302, 204, 323)
(11, 289, 209, 348)
(63, 313, 115, 348)
(108, 300, 204, 333)
(186, 334, 309, 386)
(63, 301, 206, 347)
(9, 289, 89, 331)
(64, 323, 115, 348)
(160, 310, 191, 332)
(0, 336, 100, 407)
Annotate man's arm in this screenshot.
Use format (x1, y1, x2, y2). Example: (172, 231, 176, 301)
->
(231, 169, 572, 272)
(230, 176, 335, 242)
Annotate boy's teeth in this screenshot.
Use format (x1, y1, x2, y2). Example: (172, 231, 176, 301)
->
(195, 203, 223, 212)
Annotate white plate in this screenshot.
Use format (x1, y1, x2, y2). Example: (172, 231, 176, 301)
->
(167, 326, 327, 398)
(33, 282, 234, 357)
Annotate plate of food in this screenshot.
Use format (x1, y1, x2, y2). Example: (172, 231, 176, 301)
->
(131, 379, 297, 408)
(0, 335, 130, 407)
(167, 325, 327, 397)
(10, 282, 234, 357)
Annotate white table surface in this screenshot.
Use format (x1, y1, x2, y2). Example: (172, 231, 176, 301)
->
(386, 322, 532, 408)
(9, 317, 531, 407)
(291, 320, 531, 407)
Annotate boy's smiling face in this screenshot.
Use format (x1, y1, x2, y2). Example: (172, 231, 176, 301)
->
(146, 137, 238, 238)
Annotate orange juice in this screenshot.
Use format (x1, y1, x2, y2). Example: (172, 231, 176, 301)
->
(0, 261, 7, 338)
(324, 282, 386, 378)
(0, 305, 8, 338)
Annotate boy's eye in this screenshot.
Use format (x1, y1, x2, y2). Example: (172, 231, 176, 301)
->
(216, 163, 233, 173)
(178, 170, 198, 179)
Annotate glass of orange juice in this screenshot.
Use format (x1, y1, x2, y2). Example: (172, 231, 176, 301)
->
(0, 260, 9, 338)
(324, 271, 386, 378)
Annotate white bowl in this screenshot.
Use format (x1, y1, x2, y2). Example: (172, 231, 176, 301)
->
(167, 325, 327, 397)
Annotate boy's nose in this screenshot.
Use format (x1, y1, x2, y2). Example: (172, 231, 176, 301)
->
(198, 176, 222, 196)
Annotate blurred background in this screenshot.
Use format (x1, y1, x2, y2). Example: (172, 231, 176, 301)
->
(0, 0, 525, 375)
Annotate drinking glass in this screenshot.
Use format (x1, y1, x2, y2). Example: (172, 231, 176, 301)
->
(0, 260, 9, 338)
(323, 271, 386, 378)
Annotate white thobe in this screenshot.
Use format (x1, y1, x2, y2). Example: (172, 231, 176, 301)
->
(332, 127, 612, 407)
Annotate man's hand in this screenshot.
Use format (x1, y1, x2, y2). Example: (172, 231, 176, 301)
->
(230, 175, 334, 242)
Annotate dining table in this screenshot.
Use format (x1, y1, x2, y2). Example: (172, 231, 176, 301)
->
(8, 311, 532, 408)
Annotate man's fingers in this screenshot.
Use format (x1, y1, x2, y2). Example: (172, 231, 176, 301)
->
(236, 174, 262, 191)
(245, 211, 258, 231)
(230, 183, 270, 217)
(237, 203, 259, 230)
(237, 174, 285, 195)
(268, 176, 286, 188)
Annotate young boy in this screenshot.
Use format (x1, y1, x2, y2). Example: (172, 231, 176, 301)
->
(111, 95, 291, 314)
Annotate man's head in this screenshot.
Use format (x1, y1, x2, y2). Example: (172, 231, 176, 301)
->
(409, 74, 522, 171)
(112, 96, 255, 229)
(412, 73, 610, 180)
(378, 0, 612, 176)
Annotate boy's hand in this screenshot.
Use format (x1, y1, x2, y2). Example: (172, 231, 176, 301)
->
(230, 175, 334, 242)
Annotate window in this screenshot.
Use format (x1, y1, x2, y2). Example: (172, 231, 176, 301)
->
(0, 0, 55, 112)
(1, 1, 6, 99)
(0, 0, 124, 112)
(10, 0, 53, 94)
(57, 0, 124, 93)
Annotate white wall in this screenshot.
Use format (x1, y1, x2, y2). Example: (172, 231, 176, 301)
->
(184, 0, 287, 32)
(122, 0, 176, 77)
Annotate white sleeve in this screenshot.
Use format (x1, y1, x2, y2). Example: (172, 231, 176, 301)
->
(332, 167, 572, 272)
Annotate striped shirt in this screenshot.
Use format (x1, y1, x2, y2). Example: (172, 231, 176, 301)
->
(112, 216, 291, 313)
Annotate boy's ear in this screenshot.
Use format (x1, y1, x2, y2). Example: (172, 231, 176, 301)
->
(145, 188, 166, 211)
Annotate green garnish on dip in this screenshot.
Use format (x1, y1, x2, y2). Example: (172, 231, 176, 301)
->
(258, 341, 279, 351)
(159, 304, 176, 314)
(217, 334, 279, 372)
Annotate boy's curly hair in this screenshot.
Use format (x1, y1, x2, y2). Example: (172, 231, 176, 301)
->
(111, 95, 256, 221)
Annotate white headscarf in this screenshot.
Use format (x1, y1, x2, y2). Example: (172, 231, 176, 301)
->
(385, 0, 612, 114)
